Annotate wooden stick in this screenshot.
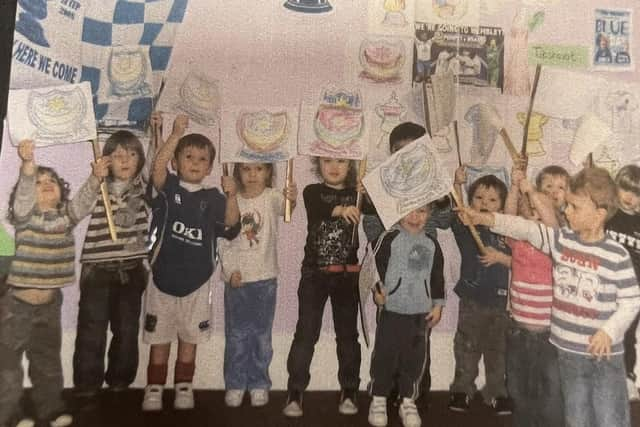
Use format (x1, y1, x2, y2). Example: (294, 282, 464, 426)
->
(421, 80, 432, 137)
(284, 158, 294, 223)
(449, 188, 486, 255)
(351, 158, 367, 245)
(521, 64, 543, 157)
(91, 140, 117, 242)
(498, 128, 520, 162)
(453, 120, 462, 167)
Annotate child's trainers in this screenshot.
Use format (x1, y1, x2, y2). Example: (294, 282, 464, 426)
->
(448, 392, 469, 412)
(142, 384, 164, 411)
(15, 419, 35, 427)
(49, 413, 73, 427)
(399, 398, 421, 427)
(282, 390, 303, 417)
(627, 377, 640, 401)
(490, 396, 512, 416)
(368, 396, 388, 427)
(249, 389, 269, 407)
(174, 382, 195, 410)
(338, 388, 358, 415)
(224, 389, 245, 407)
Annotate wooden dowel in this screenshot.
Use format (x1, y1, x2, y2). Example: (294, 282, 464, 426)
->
(351, 157, 367, 245)
(421, 80, 432, 138)
(453, 120, 462, 167)
(522, 64, 543, 157)
(499, 128, 520, 162)
(450, 188, 486, 255)
(91, 140, 117, 242)
(284, 158, 294, 223)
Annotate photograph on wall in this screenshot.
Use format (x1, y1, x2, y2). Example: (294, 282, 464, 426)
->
(413, 22, 504, 89)
(592, 8, 633, 71)
(367, 0, 416, 38)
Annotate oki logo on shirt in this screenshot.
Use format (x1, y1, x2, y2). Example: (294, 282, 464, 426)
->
(171, 221, 203, 246)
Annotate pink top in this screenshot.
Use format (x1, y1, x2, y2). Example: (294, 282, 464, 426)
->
(509, 239, 553, 327)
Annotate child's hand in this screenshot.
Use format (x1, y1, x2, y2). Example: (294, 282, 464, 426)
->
(454, 165, 467, 185)
(221, 175, 237, 196)
(478, 247, 503, 266)
(426, 305, 443, 328)
(513, 154, 527, 171)
(373, 285, 386, 305)
(18, 139, 35, 163)
(172, 114, 189, 137)
(519, 177, 535, 195)
(333, 205, 361, 224)
(150, 111, 163, 147)
(356, 180, 367, 195)
(284, 181, 297, 202)
(91, 156, 111, 180)
(230, 271, 243, 288)
(588, 329, 612, 360)
(511, 167, 525, 188)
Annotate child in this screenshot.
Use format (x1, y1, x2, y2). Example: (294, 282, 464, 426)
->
(448, 167, 512, 415)
(535, 165, 569, 214)
(607, 164, 640, 401)
(0, 140, 108, 427)
(73, 130, 150, 399)
(367, 204, 445, 427)
(283, 157, 371, 417)
(219, 162, 297, 407)
(503, 166, 564, 426)
(463, 166, 640, 427)
(142, 114, 240, 411)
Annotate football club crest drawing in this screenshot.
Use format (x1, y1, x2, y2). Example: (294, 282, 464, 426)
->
(8, 82, 97, 146)
(107, 46, 153, 99)
(359, 38, 406, 84)
(175, 73, 220, 127)
(416, 0, 480, 26)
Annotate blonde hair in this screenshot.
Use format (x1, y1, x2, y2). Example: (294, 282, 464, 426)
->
(570, 167, 618, 220)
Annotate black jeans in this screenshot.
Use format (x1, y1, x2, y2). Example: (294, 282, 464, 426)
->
(73, 261, 147, 394)
(624, 312, 640, 381)
(286, 268, 361, 392)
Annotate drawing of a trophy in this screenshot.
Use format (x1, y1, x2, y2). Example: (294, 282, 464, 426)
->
(382, 0, 408, 26)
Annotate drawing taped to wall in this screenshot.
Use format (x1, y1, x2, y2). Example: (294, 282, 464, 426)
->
(158, 71, 220, 127)
(516, 111, 549, 157)
(367, 0, 415, 37)
(593, 8, 633, 71)
(7, 82, 97, 146)
(357, 37, 409, 85)
(416, 0, 479, 27)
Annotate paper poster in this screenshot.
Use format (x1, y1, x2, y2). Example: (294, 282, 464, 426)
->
(350, 36, 412, 87)
(298, 88, 368, 160)
(535, 68, 606, 119)
(528, 45, 589, 69)
(220, 107, 298, 163)
(10, 0, 85, 89)
(7, 82, 97, 146)
(367, 0, 415, 38)
(362, 137, 452, 230)
(593, 8, 633, 71)
(416, 0, 479, 27)
(157, 71, 220, 127)
(413, 22, 504, 89)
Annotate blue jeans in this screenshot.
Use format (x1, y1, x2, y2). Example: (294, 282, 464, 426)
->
(558, 351, 630, 427)
(506, 324, 564, 427)
(224, 278, 277, 390)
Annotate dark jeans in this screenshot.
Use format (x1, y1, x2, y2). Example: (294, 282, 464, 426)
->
(0, 290, 65, 425)
(450, 298, 509, 402)
(624, 313, 639, 380)
(286, 268, 361, 392)
(506, 323, 564, 427)
(369, 310, 426, 400)
(73, 261, 147, 394)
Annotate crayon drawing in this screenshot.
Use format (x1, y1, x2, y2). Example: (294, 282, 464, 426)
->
(104, 46, 153, 101)
(158, 71, 220, 127)
(367, 0, 415, 38)
(416, 0, 480, 27)
(357, 37, 409, 85)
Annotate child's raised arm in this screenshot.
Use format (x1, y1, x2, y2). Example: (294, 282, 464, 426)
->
(221, 175, 240, 227)
(504, 167, 523, 216)
(11, 140, 38, 222)
(151, 114, 188, 190)
(68, 155, 110, 224)
(519, 178, 559, 228)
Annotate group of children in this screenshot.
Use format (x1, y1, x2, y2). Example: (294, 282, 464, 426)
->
(0, 113, 639, 427)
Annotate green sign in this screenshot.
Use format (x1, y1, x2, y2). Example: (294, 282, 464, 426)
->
(0, 224, 15, 257)
(529, 44, 589, 69)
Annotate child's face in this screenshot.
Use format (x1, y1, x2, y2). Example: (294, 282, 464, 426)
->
(539, 174, 567, 210)
(564, 191, 604, 236)
(399, 206, 430, 234)
(319, 157, 350, 189)
(36, 172, 61, 211)
(470, 185, 502, 213)
(617, 188, 640, 214)
(391, 138, 413, 153)
(239, 163, 269, 195)
(172, 146, 212, 184)
(110, 145, 140, 181)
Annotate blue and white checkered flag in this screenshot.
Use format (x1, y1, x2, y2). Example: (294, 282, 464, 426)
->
(80, 0, 188, 126)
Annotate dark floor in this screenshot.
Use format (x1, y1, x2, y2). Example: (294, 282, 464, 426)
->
(29, 389, 640, 427)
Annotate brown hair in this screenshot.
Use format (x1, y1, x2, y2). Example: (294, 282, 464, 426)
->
(570, 167, 618, 220)
(175, 133, 216, 167)
(311, 157, 358, 188)
(103, 130, 145, 178)
(232, 162, 275, 190)
(535, 165, 569, 191)
(615, 164, 640, 196)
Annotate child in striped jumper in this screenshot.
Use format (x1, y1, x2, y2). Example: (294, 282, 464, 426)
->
(0, 139, 108, 427)
(462, 167, 640, 427)
(73, 129, 152, 399)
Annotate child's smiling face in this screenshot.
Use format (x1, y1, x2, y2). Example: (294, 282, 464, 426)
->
(36, 171, 62, 211)
(470, 185, 502, 213)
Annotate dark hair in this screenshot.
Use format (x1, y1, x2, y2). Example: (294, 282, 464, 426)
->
(615, 164, 640, 196)
(535, 165, 570, 191)
(175, 133, 216, 167)
(389, 122, 426, 152)
(311, 157, 358, 188)
(232, 162, 275, 190)
(570, 167, 618, 221)
(467, 174, 508, 209)
(103, 130, 145, 178)
(7, 166, 71, 223)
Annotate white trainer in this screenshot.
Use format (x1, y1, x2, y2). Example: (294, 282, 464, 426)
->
(399, 398, 421, 427)
(282, 392, 303, 417)
(250, 389, 269, 407)
(16, 419, 35, 427)
(224, 389, 245, 407)
(368, 396, 388, 427)
(49, 414, 73, 427)
(628, 377, 640, 401)
(142, 384, 164, 411)
(174, 382, 195, 409)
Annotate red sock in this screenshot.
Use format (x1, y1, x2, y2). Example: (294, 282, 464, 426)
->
(147, 363, 168, 385)
(174, 361, 196, 384)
